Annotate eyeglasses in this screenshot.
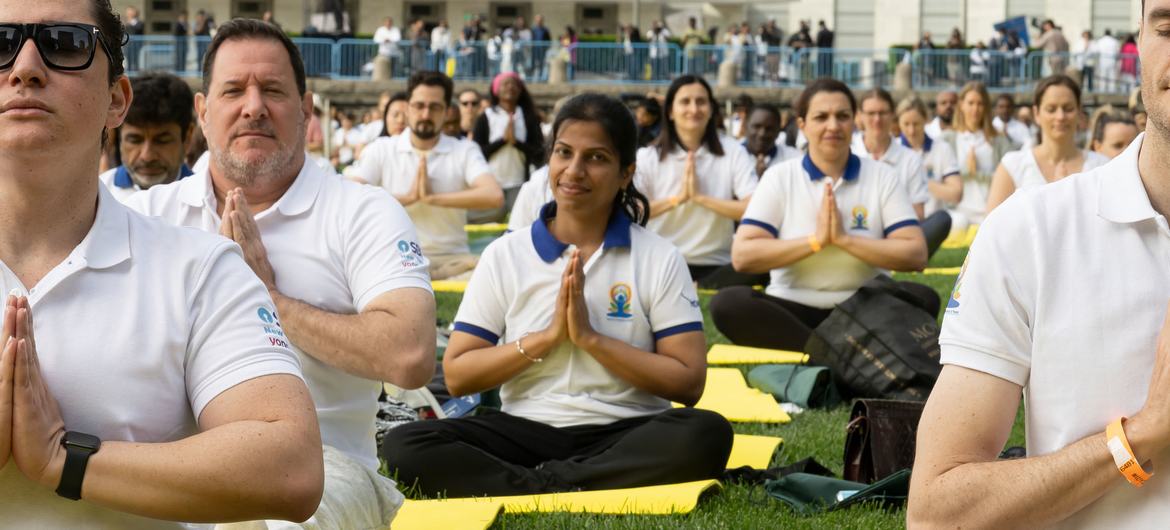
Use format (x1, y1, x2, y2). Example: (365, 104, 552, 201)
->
(0, 23, 115, 71)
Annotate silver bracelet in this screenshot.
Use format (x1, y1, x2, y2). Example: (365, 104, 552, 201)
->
(516, 333, 541, 363)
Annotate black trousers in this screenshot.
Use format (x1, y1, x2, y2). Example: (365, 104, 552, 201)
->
(381, 408, 733, 497)
(922, 210, 952, 258)
(688, 264, 769, 290)
(710, 282, 941, 351)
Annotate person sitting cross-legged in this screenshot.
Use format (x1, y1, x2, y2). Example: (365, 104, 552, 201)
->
(382, 93, 733, 497)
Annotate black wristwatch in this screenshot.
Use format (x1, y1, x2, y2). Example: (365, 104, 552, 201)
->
(55, 431, 101, 501)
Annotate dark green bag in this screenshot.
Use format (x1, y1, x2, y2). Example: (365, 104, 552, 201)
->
(747, 365, 842, 409)
(764, 468, 911, 515)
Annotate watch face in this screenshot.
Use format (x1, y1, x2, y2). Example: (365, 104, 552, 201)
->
(63, 431, 101, 452)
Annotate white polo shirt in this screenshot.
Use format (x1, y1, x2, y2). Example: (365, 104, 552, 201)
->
(350, 133, 492, 257)
(852, 137, 932, 206)
(1000, 148, 1109, 190)
(0, 186, 302, 528)
(939, 134, 1170, 528)
(748, 142, 803, 173)
(126, 157, 431, 471)
(506, 165, 552, 232)
(741, 154, 919, 309)
(98, 164, 194, 203)
(901, 135, 961, 215)
(635, 137, 758, 265)
(454, 204, 705, 428)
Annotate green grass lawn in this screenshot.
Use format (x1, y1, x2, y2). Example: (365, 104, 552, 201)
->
(404, 243, 1021, 529)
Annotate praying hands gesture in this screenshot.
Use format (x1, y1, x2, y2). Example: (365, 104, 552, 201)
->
(670, 151, 698, 208)
(543, 249, 599, 350)
(503, 116, 516, 145)
(220, 189, 277, 292)
(0, 295, 71, 488)
(814, 182, 846, 249)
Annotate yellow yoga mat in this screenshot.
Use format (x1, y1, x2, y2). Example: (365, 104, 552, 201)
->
(941, 224, 978, 249)
(465, 223, 509, 234)
(677, 368, 791, 423)
(727, 434, 783, 469)
(707, 344, 808, 365)
(432, 280, 469, 293)
(400, 479, 721, 518)
(392, 499, 503, 530)
(921, 267, 961, 276)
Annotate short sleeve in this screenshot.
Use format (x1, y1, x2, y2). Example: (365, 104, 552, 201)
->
(185, 242, 304, 419)
(452, 241, 509, 344)
(938, 200, 1037, 386)
(877, 166, 919, 236)
(350, 139, 387, 186)
(634, 147, 658, 199)
(936, 142, 961, 179)
(507, 178, 545, 232)
(462, 142, 492, 186)
(344, 188, 433, 311)
(648, 245, 705, 340)
(740, 166, 785, 238)
(906, 154, 931, 204)
(729, 143, 759, 199)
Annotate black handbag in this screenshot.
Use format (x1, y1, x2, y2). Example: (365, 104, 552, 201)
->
(803, 275, 942, 400)
(843, 399, 925, 484)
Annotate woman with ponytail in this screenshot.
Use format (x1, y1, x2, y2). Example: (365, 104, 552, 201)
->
(382, 93, 732, 497)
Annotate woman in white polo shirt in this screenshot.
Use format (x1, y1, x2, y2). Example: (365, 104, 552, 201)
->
(986, 76, 1109, 212)
(896, 96, 963, 256)
(709, 79, 938, 351)
(382, 94, 732, 497)
(943, 81, 1013, 230)
(635, 75, 761, 289)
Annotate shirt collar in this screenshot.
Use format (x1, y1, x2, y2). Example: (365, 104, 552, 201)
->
(803, 153, 861, 182)
(113, 164, 194, 189)
(179, 153, 322, 217)
(1098, 133, 1159, 224)
(743, 141, 778, 161)
(900, 134, 932, 153)
(82, 185, 132, 269)
(530, 201, 633, 263)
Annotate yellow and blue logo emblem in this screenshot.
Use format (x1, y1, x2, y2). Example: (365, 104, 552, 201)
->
(606, 283, 634, 320)
(850, 206, 869, 230)
(946, 257, 969, 312)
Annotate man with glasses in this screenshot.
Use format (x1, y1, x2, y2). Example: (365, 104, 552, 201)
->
(458, 88, 482, 137)
(99, 72, 195, 202)
(127, 19, 436, 528)
(0, 1, 324, 526)
(350, 71, 502, 281)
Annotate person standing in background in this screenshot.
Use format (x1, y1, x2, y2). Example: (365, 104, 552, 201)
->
(374, 17, 403, 77)
(815, 20, 834, 78)
(194, 9, 215, 73)
(173, 11, 189, 73)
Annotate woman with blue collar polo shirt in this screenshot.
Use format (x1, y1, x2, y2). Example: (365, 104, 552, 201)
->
(635, 75, 762, 289)
(382, 94, 732, 497)
(710, 79, 940, 352)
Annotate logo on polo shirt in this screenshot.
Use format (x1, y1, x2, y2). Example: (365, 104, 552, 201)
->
(850, 206, 869, 230)
(397, 239, 425, 269)
(606, 283, 634, 320)
(946, 257, 969, 314)
(258, 306, 289, 348)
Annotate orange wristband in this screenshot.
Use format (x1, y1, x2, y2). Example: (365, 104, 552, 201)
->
(808, 234, 822, 253)
(1106, 417, 1152, 487)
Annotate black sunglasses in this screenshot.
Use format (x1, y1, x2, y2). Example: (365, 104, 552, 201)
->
(0, 23, 115, 71)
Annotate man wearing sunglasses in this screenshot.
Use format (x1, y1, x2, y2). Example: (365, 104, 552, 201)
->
(99, 72, 195, 202)
(0, 1, 325, 527)
(127, 18, 436, 528)
(458, 88, 482, 137)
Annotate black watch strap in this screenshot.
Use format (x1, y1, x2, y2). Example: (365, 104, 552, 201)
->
(56, 431, 101, 501)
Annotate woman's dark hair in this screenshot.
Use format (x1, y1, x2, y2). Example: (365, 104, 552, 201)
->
(638, 98, 661, 120)
(379, 91, 408, 137)
(1032, 74, 1082, 145)
(91, 0, 127, 84)
(656, 75, 724, 160)
(1091, 109, 1137, 144)
(858, 88, 895, 113)
(547, 93, 650, 226)
(490, 74, 538, 127)
(795, 78, 857, 120)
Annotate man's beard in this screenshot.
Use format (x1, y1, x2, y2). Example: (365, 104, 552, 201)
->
(213, 132, 302, 187)
(940, 113, 953, 126)
(413, 121, 438, 140)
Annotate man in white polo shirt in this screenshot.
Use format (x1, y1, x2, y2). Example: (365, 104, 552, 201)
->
(0, 2, 323, 526)
(349, 70, 503, 281)
(98, 72, 195, 202)
(908, 2, 1170, 525)
(126, 19, 435, 528)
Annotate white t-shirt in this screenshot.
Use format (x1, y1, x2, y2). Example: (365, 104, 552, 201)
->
(483, 106, 530, 189)
(349, 133, 491, 257)
(635, 137, 759, 265)
(993, 116, 1035, 149)
(126, 157, 431, 471)
(374, 26, 402, 57)
(507, 165, 552, 232)
(454, 204, 704, 427)
(741, 154, 919, 308)
(333, 126, 367, 165)
(750, 142, 803, 173)
(0, 186, 302, 528)
(852, 137, 931, 206)
(925, 117, 947, 140)
(953, 130, 1000, 225)
(940, 134, 1170, 528)
(1000, 148, 1110, 190)
(901, 135, 961, 215)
